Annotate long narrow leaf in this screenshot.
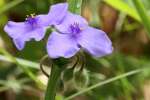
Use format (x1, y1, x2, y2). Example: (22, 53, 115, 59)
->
(64, 67, 147, 100)
(104, 0, 141, 22)
(0, 55, 39, 69)
(0, 0, 24, 15)
(132, 0, 150, 38)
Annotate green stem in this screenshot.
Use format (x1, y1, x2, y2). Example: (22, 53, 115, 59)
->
(67, 0, 82, 14)
(132, 0, 150, 38)
(44, 65, 62, 100)
(64, 68, 147, 100)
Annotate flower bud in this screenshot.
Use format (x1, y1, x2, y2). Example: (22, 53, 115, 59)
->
(73, 69, 89, 90)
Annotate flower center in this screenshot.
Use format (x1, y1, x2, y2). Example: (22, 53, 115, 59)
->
(25, 13, 38, 28)
(70, 22, 81, 34)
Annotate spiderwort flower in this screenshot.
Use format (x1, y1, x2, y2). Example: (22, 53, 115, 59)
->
(4, 3, 68, 50)
(47, 4, 113, 58)
(4, 14, 47, 50)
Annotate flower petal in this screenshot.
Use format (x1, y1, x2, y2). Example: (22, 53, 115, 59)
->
(23, 27, 47, 41)
(78, 27, 113, 57)
(55, 12, 88, 33)
(36, 14, 50, 26)
(4, 21, 27, 39)
(4, 21, 47, 50)
(48, 3, 68, 25)
(13, 38, 25, 50)
(47, 32, 80, 58)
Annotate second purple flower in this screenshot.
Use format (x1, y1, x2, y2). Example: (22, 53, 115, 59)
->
(47, 3, 113, 58)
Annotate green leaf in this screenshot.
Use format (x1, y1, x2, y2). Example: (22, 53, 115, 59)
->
(104, 0, 141, 22)
(56, 95, 64, 100)
(0, 0, 24, 15)
(132, 0, 150, 38)
(0, 55, 39, 69)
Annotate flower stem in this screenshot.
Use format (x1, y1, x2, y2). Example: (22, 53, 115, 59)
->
(67, 0, 82, 14)
(44, 65, 62, 100)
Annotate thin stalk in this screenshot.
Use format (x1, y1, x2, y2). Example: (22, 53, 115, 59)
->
(0, 0, 24, 15)
(64, 68, 146, 100)
(44, 65, 62, 100)
(0, 48, 45, 89)
(132, 0, 150, 38)
(0, 55, 39, 69)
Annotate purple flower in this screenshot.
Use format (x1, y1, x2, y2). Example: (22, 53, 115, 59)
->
(47, 3, 68, 25)
(4, 3, 68, 50)
(47, 7, 113, 58)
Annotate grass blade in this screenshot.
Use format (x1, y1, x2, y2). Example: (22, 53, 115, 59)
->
(0, 0, 24, 15)
(104, 0, 141, 22)
(132, 0, 150, 38)
(64, 68, 147, 100)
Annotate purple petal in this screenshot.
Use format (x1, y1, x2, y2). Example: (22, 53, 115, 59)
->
(55, 12, 88, 33)
(13, 38, 25, 50)
(36, 14, 50, 26)
(78, 27, 113, 57)
(4, 20, 47, 50)
(4, 21, 27, 39)
(48, 3, 68, 25)
(47, 32, 80, 58)
(23, 27, 47, 41)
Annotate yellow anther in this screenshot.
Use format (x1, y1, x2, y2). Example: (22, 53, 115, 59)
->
(25, 13, 36, 20)
(30, 13, 36, 18)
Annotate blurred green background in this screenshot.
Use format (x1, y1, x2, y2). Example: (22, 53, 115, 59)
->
(0, 0, 150, 100)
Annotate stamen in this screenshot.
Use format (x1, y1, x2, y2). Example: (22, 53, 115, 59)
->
(30, 13, 36, 18)
(70, 22, 81, 34)
(25, 13, 39, 29)
(25, 13, 36, 21)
